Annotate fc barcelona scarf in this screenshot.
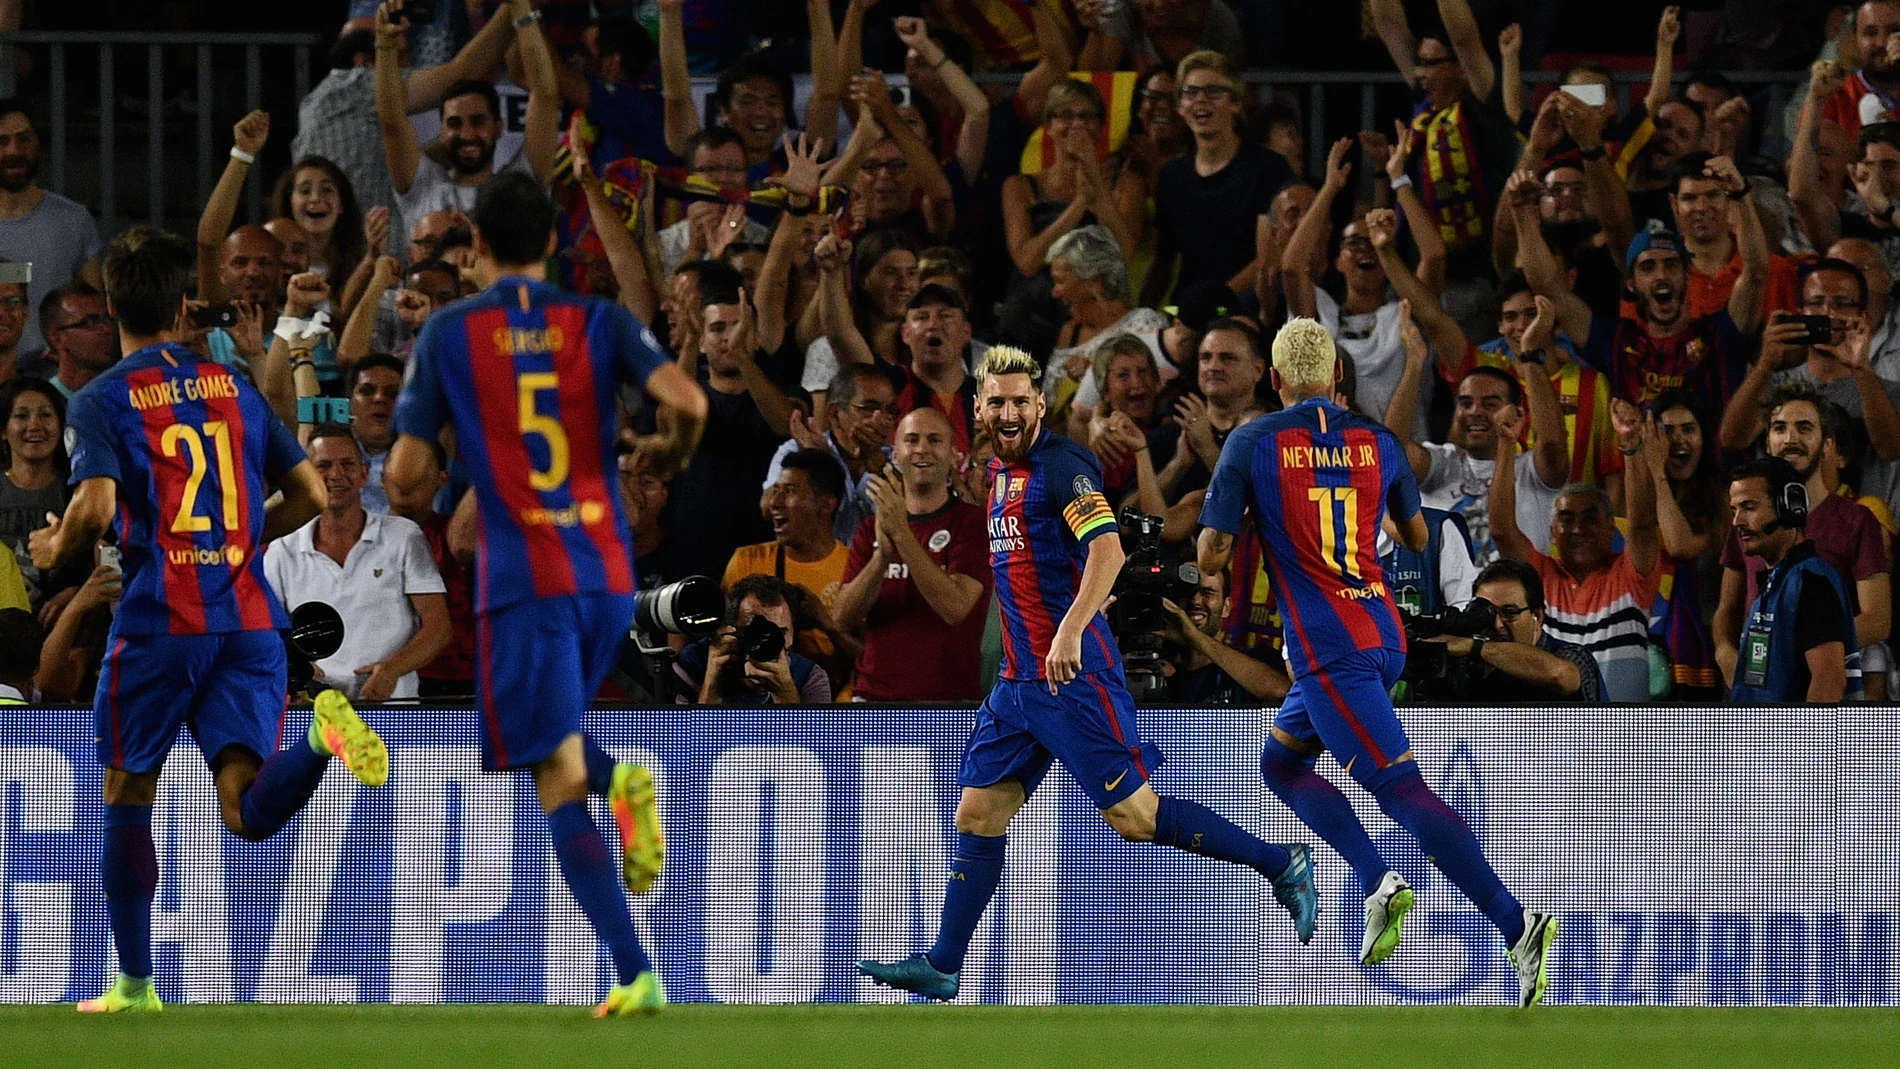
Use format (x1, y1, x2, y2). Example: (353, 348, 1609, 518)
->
(1410, 99, 1488, 249)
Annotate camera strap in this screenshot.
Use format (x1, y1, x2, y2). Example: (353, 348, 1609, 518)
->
(775, 544, 786, 580)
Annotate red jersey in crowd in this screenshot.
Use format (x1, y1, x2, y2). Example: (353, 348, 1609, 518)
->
(845, 498, 992, 702)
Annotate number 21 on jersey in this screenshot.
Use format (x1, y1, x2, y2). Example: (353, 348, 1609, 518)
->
(517, 371, 570, 492)
(162, 421, 238, 533)
(1309, 485, 1362, 582)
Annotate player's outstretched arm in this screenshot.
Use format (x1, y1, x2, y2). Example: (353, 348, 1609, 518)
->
(385, 434, 444, 504)
(262, 461, 327, 544)
(1197, 527, 1235, 580)
(28, 477, 115, 571)
(637, 361, 710, 478)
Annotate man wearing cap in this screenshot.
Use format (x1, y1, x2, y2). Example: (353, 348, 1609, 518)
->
(894, 283, 981, 454)
(1510, 157, 1768, 418)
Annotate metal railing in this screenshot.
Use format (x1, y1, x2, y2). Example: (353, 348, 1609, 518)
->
(0, 30, 1819, 239)
(0, 31, 322, 235)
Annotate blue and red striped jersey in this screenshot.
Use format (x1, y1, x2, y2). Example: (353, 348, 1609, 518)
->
(1200, 397, 1421, 678)
(988, 428, 1121, 680)
(394, 276, 669, 614)
(65, 343, 303, 636)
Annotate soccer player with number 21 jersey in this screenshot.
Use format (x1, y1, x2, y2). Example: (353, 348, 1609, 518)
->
(1198, 318, 1557, 1007)
(35, 227, 387, 1013)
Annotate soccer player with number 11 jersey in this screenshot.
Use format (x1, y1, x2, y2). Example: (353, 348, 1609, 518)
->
(1198, 318, 1557, 1007)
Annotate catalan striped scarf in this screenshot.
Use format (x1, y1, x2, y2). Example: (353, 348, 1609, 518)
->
(552, 118, 847, 294)
(1410, 99, 1488, 249)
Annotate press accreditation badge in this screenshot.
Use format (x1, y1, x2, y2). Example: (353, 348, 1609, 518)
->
(1741, 626, 1771, 689)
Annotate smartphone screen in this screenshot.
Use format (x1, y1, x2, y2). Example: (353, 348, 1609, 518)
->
(1795, 314, 1835, 346)
(190, 304, 238, 329)
(1560, 83, 1608, 108)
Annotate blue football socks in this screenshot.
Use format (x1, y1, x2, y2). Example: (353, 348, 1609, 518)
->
(1153, 795, 1292, 877)
(1262, 740, 1389, 895)
(581, 735, 617, 797)
(100, 804, 157, 981)
(237, 736, 330, 840)
(1372, 769, 1525, 945)
(926, 832, 1006, 975)
(548, 801, 652, 984)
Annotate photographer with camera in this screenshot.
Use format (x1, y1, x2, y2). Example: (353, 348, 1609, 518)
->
(1160, 568, 1290, 705)
(677, 575, 833, 706)
(1414, 560, 1604, 704)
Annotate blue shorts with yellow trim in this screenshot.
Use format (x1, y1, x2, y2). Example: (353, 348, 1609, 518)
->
(95, 630, 288, 774)
(1274, 647, 1411, 786)
(476, 592, 633, 771)
(959, 668, 1162, 809)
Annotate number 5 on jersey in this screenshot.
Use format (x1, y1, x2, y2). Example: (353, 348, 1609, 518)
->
(162, 421, 239, 533)
(517, 371, 570, 492)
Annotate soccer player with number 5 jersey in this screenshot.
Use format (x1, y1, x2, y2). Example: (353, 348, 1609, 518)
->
(387, 172, 708, 1017)
(33, 227, 386, 1014)
(1198, 318, 1557, 1007)
(859, 345, 1317, 1002)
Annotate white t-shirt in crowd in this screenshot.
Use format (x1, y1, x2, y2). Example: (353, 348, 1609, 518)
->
(1314, 289, 1419, 435)
(1418, 443, 1564, 567)
(395, 146, 537, 226)
(1045, 308, 1174, 411)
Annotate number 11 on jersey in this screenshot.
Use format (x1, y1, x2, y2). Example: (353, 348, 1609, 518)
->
(1309, 485, 1362, 582)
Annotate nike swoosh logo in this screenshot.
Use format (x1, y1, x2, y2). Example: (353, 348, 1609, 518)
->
(1343, 755, 1357, 775)
(1104, 769, 1128, 792)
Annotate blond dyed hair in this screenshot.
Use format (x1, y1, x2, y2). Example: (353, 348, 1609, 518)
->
(975, 344, 1044, 383)
(1272, 318, 1337, 394)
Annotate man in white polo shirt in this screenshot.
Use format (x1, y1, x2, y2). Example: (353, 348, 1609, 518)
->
(265, 423, 451, 701)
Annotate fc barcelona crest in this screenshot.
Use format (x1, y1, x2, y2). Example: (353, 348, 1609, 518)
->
(1007, 475, 1026, 502)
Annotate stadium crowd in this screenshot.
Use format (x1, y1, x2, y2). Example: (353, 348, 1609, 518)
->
(0, 0, 1892, 708)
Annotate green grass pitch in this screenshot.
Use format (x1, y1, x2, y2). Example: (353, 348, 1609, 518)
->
(4, 1005, 1897, 1068)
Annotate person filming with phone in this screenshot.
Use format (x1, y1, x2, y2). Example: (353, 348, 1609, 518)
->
(1718, 258, 1900, 535)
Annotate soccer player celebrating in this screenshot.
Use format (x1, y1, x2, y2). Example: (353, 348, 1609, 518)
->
(30, 226, 383, 1014)
(1197, 318, 1558, 1008)
(385, 172, 708, 1017)
(859, 345, 1315, 1002)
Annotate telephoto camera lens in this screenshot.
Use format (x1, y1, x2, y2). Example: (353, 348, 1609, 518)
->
(633, 575, 724, 637)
